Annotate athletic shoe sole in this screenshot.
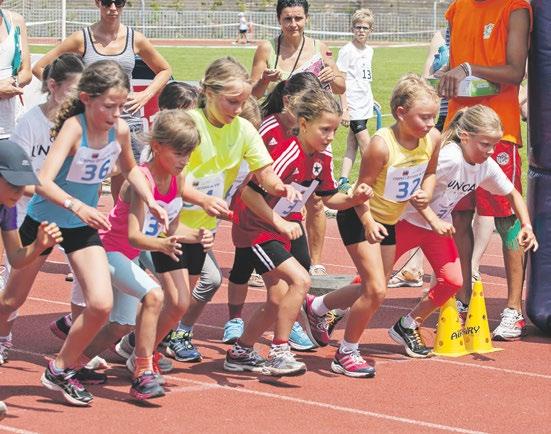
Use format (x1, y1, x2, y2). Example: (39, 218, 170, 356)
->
(40, 373, 92, 406)
(223, 360, 265, 373)
(387, 280, 423, 288)
(330, 361, 375, 378)
(387, 327, 432, 359)
(165, 347, 202, 363)
(222, 336, 240, 345)
(130, 387, 165, 401)
(261, 364, 307, 377)
(492, 331, 526, 341)
(288, 341, 316, 351)
(0, 401, 6, 421)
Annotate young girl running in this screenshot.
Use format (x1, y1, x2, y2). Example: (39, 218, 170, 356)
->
(223, 72, 323, 350)
(0, 141, 63, 418)
(302, 73, 441, 377)
(0, 60, 168, 406)
(162, 57, 300, 363)
(225, 87, 372, 376)
(388, 105, 537, 357)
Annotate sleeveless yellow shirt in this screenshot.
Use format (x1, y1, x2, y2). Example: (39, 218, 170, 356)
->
(370, 127, 434, 225)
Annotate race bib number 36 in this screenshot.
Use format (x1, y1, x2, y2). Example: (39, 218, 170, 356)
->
(66, 141, 121, 184)
(383, 163, 428, 202)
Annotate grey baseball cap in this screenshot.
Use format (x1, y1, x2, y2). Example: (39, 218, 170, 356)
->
(0, 139, 40, 186)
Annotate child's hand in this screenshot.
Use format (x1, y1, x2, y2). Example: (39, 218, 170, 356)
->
(159, 236, 182, 262)
(147, 202, 169, 232)
(410, 189, 429, 209)
(202, 196, 230, 217)
(281, 184, 303, 203)
(198, 227, 214, 251)
(518, 225, 538, 252)
(352, 183, 373, 204)
(36, 222, 63, 250)
(276, 220, 303, 241)
(364, 219, 388, 244)
(74, 203, 111, 231)
(430, 218, 455, 237)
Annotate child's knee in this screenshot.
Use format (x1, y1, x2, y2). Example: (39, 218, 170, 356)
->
(0, 296, 24, 315)
(362, 282, 387, 305)
(290, 273, 311, 296)
(143, 287, 164, 310)
(86, 301, 113, 321)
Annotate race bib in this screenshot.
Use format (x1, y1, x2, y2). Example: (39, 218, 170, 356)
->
(383, 162, 428, 202)
(142, 197, 183, 237)
(181, 173, 224, 211)
(273, 181, 319, 217)
(66, 141, 121, 184)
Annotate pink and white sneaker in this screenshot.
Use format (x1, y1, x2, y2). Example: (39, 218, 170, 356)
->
(492, 308, 527, 341)
(301, 294, 330, 347)
(331, 350, 375, 378)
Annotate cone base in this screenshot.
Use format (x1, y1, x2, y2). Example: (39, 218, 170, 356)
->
(432, 350, 470, 358)
(466, 346, 503, 354)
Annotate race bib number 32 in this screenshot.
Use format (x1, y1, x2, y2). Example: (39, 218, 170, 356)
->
(383, 163, 428, 202)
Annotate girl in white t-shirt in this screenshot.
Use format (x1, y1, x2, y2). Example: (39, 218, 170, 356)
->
(388, 104, 538, 358)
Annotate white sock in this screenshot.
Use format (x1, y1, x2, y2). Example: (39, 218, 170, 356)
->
(333, 308, 347, 316)
(311, 296, 330, 316)
(400, 314, 419, 330)
(339, 339, 359, 355)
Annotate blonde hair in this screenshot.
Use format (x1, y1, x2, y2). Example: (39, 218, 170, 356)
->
(352, 8, 374, 27)
(441, 105, 503, 146)
(198, 57, 252, 108)
(390, 73, 439, 120)
(290, 88, 342, 123)
(240, 95, 262, 129)
(145, 109, 200, 156)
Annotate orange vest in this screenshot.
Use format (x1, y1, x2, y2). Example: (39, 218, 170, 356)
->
(445, 0, 531, 145)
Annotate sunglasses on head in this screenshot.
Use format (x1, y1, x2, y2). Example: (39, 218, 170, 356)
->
(100, 0, 126, 7)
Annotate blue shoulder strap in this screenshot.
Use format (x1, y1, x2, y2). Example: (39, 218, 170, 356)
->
(78, 113, 89, 148)
(108, 126, 116, 143)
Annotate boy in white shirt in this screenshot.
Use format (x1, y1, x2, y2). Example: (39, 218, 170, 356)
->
(336, 9, 375, 192)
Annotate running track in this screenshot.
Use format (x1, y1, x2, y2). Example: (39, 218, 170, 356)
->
(0, 195, 550, 434)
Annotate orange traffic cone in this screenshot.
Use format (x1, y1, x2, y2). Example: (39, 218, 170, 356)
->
(432, 296, 470, 357)
(464, 281, 502, 354)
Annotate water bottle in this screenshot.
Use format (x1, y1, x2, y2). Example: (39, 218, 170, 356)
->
(431, 45, 449, 73)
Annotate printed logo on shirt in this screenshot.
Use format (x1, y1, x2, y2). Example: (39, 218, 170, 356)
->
(312, 161, 323, 177)
(496, 152, 510, 166)
(447, 180, 476, 193)
(268, 137, 278, 147)
(402, 169, 409, 176)
(483, 23, 495, 40)
(21, 159, 30, 166)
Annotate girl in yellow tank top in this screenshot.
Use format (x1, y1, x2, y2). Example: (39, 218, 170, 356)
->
(302, 74, 442, 377)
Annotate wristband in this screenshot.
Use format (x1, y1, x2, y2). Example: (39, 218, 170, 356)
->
(461, 62, 472, 77)
(522, 223, 533, 230)
(63, 198, 74, 211)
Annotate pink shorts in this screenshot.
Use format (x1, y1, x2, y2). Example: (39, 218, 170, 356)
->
(454, 140, 521, 217)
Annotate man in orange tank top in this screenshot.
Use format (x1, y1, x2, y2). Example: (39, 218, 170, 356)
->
(438, 0, 531, 341)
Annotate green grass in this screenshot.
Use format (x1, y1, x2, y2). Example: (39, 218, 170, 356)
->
(30, 44, 528, 189)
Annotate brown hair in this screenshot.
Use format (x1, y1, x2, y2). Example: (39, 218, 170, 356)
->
(145, 109, 200, 156)
(390, 73, 439, 120)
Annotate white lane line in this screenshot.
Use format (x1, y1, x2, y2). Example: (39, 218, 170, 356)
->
(162, 375, 485, 434)
(0, 426, 40, 434)
(429, 358, 551, 380)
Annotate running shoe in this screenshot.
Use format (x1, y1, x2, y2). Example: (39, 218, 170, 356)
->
(248, 273, 265, 287)
(126, 353, 165, 385)
(222, 318, 244, 344)
(326, 310, 346, 337)
(337, 177, 352, 194)
(301, 294, 330, 347)
(331, 350, 376, 378)
(309, 264, 328, 276)
(388, 318, 431, 358)
(0, 401, 6, 421)
(74, 367, 107, 385)
(456, 299, 469, 328)
(114, 333, 135, 360)
(224, 344, 266, 373)
(153, 351, 173, 374)
(159, 331, 172, 349)
(0, 337, 12, 365)
(288, 321, 315, 351)
(262, 344, 306, 376)
(166, 330, 202, 362)
(41, 362, 93, 406)
(387, 270, 423, 288)
(492, 308, 527, 341)
(49, 313, 72, 340)
(130, 371, 165, 400)
(85, 355, 110, 371)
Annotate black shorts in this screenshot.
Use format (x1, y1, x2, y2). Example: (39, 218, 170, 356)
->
(350, 119, 368, 135)
(239, 29, 247, 34)
(336, 207, 396, 246)
(234, 240, 294, 276)
(229, 226, 311, 284)
(151, 242, 206, 275)
(19, 215, 103, 255)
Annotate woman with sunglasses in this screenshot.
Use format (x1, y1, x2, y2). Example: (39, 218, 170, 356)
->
(32, 0, 171, 198)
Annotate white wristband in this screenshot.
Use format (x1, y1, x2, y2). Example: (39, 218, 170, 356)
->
(464, 62, 472, 76)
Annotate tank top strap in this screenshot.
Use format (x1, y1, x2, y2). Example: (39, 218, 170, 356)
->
(82, 27, 93, 58)
(78, 113, 89, 148)
(167, 173, 179, 198)
(138, 164, 156, 191)
(268, 37, 277, 69)
(108, 125, 116, 143)
(127, 26, 135, 53)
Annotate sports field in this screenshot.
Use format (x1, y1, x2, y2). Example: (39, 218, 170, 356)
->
(30, 44, 529, 187)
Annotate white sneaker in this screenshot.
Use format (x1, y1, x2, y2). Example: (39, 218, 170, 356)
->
(0, 401, 7, 421)
(388, 270, 423, 288)
(309, 264, 327, 276)
(456, 299, 469, 328)
(262, 344, 306, 376)
(0, 337, 12, 365)
(492, 308, 526, 341)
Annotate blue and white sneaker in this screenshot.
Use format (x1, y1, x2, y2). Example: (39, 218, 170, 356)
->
(288, 321, 316, 351)
(166, 330, 202, 362)
(222, 318, 244, 344)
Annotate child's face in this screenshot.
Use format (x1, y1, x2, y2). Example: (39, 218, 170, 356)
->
(397, 96, 439, 138)
(50, 73, 81, 106)
(152, 143, 191, 176)
(299, 111, 340, 153)
(206, 80, 252, 127)
(460, 132, 501, 165)
(0, 176, 24, 208)
(81, 87, 128, 131)
(352, 19, 372, 44)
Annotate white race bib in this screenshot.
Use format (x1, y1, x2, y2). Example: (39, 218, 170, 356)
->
(66, 141, 121, 184)
(181, 173, 224, 211)
(142, 197, 183, 237)
(273, 181, 319, 217)
(383, 162, 428, 202)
